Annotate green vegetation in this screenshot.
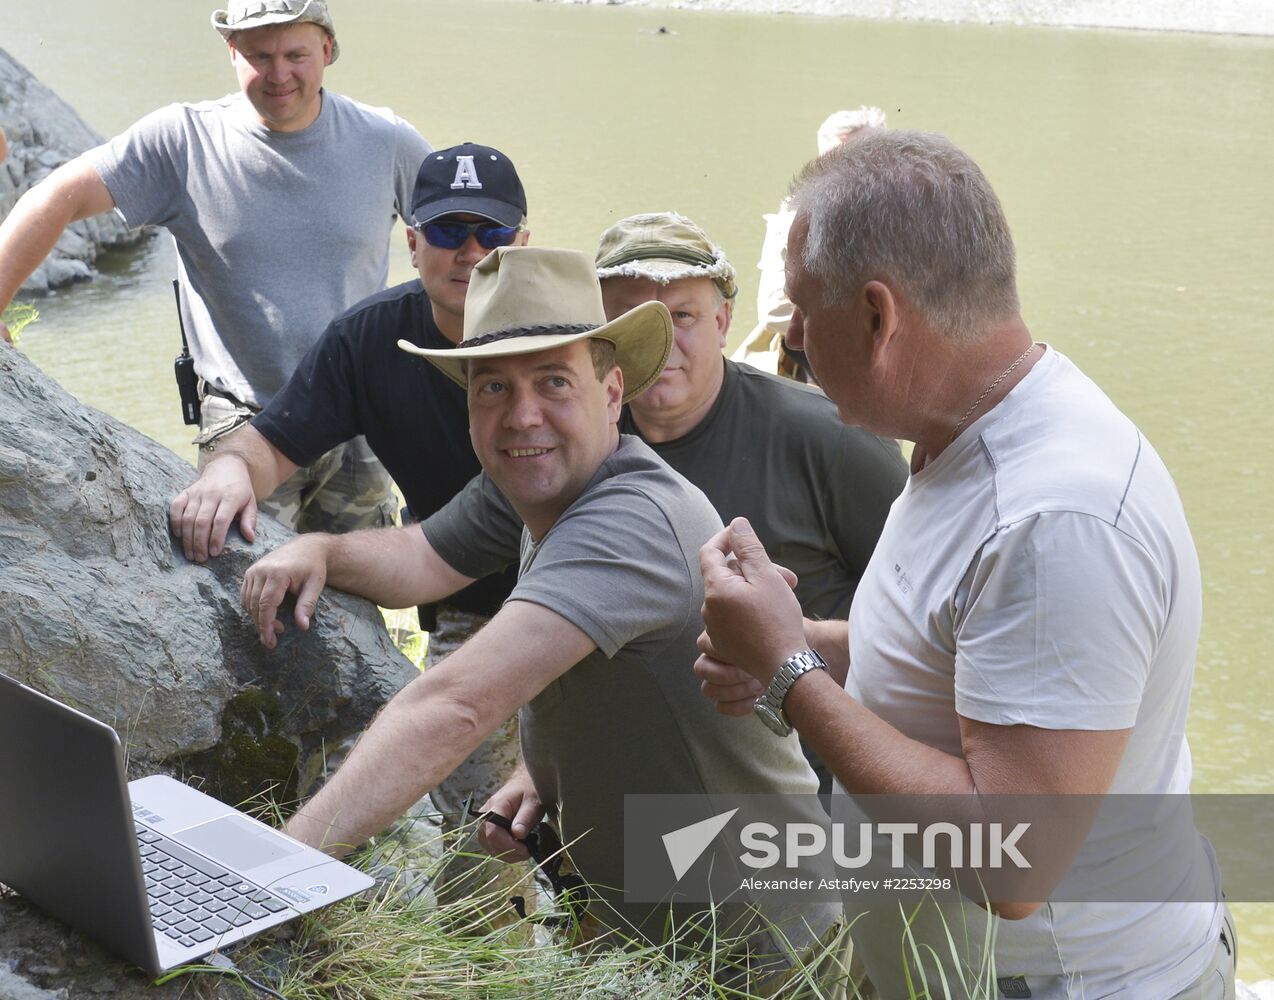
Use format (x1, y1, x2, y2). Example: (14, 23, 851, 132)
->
(381, 605, 430, 671)
(260, 613, 993, 998)
(2, 302, 39, 344)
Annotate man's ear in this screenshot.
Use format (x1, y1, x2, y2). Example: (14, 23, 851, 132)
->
(862, 280, 901, 368)
(406, 226, 418, 267)
(606, 366, 624, 421)
(715, 298, 733, 348)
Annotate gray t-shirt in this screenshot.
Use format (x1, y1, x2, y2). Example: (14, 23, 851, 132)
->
(424, 437, 837, 950)
(86, 90, 429, 407)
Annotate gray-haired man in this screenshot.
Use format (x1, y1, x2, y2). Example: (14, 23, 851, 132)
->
(697, 129, 1233, 999)
(0, 0, 429, 532)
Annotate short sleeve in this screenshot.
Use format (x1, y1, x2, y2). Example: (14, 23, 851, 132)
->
(391, 118, 431, 221)
(953, 512, 1167, 731)
(253, 321, 361, 467)
(83, 105, 188, 229)
(510, 484, 696, 658)
(422, 473, 523, 579)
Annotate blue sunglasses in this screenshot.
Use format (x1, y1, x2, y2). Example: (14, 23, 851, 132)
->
(417, 219, 522, 251)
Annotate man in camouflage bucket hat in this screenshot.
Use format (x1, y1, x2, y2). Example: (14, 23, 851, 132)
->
(0, 2, 430, 537)
(593, 212, 907, 797)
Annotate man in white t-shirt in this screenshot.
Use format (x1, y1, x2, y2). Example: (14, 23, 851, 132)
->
(695, 130, 1235, 999)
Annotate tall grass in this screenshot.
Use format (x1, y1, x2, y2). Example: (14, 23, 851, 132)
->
(2, 302, 39, 344)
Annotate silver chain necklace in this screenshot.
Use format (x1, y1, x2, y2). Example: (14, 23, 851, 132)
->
(949, 342, 1038, 443)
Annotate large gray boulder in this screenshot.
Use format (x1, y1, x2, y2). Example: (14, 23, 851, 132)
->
(0, 48, 151, 292)
(0, 344, 419, 997)
(0, 346, 417, 800)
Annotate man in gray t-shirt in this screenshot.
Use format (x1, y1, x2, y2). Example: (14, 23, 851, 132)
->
(432, 211, 908, 796)
(0, 1, 430, 535)
(240, 248, 843, 990)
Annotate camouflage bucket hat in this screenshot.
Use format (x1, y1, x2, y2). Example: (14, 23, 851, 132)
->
(594, 211, 737, 300)
(211, 0, 339, 63)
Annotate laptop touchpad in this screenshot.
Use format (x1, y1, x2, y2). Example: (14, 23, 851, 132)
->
(179, 815, 304, 870)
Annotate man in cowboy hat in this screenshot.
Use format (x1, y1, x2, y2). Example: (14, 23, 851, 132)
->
(0, 0, 429, 533)
(429, 211, 906, 800)
(240, 247, 843, 986)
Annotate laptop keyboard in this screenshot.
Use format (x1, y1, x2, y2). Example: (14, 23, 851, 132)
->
(136, 828, 290, 948)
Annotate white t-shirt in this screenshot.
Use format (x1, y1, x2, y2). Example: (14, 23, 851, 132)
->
(838, 347, 1221, 998)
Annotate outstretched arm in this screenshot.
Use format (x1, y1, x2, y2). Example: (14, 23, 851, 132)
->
(240, 524, 477, 648)
(0, 157, 116, 344)
(285, 601, 595, 856)
(170, 425, 299, 561)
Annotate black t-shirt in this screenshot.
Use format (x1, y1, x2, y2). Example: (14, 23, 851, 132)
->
(618, 359, 908, 620)
(253, 280, 515, 617)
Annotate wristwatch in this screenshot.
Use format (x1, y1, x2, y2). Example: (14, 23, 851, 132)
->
(753, 649, 829, 736)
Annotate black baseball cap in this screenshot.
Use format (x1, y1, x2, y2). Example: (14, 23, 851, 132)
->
(411, 143, 527, 228)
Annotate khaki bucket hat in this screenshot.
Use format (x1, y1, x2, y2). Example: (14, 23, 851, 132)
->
(594, 211, 737, 300)
(398, 247, 672, 404)
(212, 0, 339, 62)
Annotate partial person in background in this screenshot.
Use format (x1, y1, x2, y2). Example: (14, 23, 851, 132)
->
(0, 0, 430, 532)
(732, 106, 886, 381)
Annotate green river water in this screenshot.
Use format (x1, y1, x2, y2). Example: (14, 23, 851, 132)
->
(3, 0, 1272, 980)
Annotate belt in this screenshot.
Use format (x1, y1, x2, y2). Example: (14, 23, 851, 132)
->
(200, 382, 258, 412)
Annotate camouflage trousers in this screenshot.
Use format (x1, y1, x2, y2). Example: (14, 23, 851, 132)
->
(194, 391, 397, 533)
(425, 607, 531, 927)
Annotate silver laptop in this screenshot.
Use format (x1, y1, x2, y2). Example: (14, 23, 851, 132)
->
(0, 673, 374, 976)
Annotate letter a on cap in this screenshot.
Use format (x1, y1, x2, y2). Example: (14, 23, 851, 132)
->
(451, 155, 483, 190)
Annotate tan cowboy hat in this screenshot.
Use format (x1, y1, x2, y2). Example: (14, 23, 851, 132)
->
(399, 247, 672, 404)
(211, 0, 340, 63)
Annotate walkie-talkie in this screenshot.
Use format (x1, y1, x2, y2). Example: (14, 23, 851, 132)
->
(172, 279, 200, 425)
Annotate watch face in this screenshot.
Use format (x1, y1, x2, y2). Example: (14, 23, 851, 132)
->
(753, 702, 792, 737)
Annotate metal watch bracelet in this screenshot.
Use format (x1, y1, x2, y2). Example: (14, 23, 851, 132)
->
(753, 648, 829, 737)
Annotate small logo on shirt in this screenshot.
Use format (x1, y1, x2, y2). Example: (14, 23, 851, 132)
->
(893, 563, 913, 595)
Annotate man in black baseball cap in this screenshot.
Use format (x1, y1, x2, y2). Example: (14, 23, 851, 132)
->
(169, 143, 531, 915)
(404, 143, 528, 342)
